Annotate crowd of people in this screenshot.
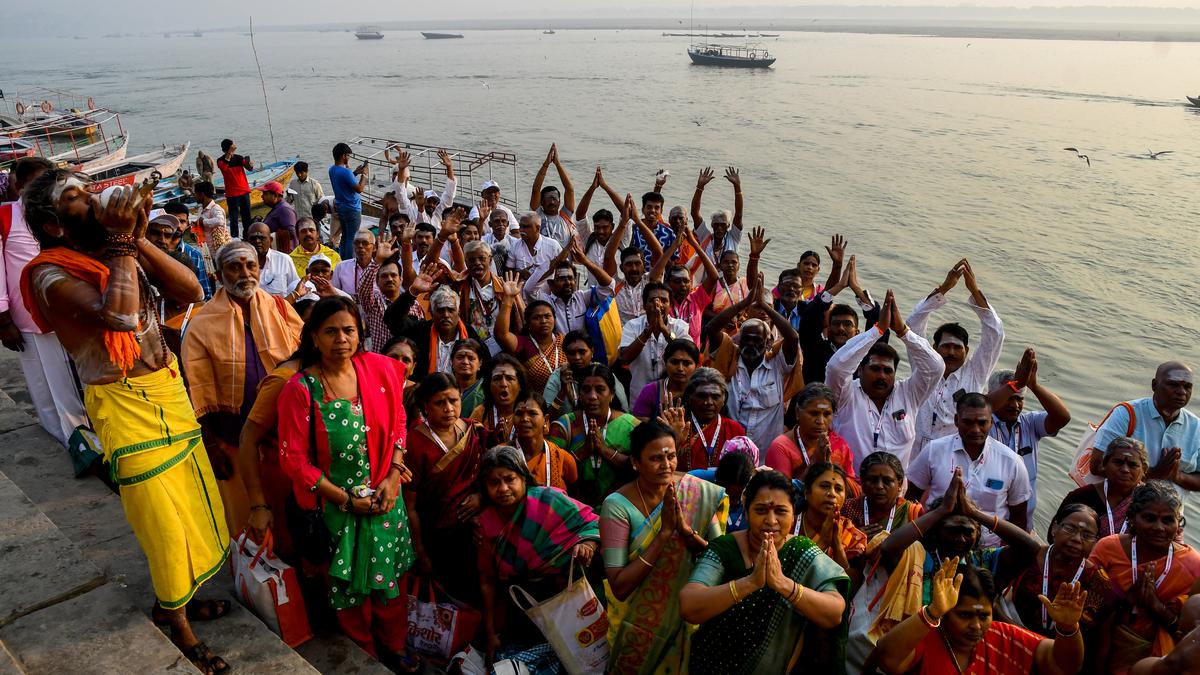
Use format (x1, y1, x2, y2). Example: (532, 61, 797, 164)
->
(0, 140, 1198, 675)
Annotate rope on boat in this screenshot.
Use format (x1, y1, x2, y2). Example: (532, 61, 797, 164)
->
(248, 17, 279, 163)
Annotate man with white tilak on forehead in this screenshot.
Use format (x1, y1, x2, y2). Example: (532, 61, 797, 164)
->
(906, 258, 1004, 454)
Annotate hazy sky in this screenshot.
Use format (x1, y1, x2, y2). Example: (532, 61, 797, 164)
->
(9, 0, 1200, 35)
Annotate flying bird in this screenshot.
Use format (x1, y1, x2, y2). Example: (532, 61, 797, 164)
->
(1063, 147, 1091, 167)
(1147, 149, 1173, 159)
(692, 120, 703, 126)
(278, 85, 287, 91)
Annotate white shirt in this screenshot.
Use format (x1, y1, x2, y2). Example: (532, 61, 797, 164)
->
(434, 335, 456, 374)
(619, 315, 692, 397)
(990, 411, 1053, 518)
(331, 258, 370, 295)
(470, 203, 518, 229)
(395, 178, 457, 229)
(907, 293, 1005, 453)
(547, 282, 613, 335)
(908, 434, 1032, 547)
(198, 199, 227, 233)
(826, 325, 945, 468)
(693, 220, 742, 259)
(258, 248, 301, 297)
(615, 278, 646, 325)
(576, 216, 632, 284)
(505, 236, 563, 301)
(297, 283, 353, 304)
(728, 348, 797, 457)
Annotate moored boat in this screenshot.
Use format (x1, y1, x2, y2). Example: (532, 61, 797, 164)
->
(154, 157, 298, 211)
(421, 32, 464, 39)
(84, 142, 190, 192)
(355, 25, 384, 39)
(1187, 95, 1200, 108)
(687, 43, 776, 68)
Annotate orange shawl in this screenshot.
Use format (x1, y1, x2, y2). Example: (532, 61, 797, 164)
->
(181, 288, 302, 417)
(20, 248, 141, 375)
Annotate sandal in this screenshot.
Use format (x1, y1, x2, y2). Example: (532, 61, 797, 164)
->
(182, 640, 231, 675)
(381, 649, 422, 674)
(152, 599, 232, 626)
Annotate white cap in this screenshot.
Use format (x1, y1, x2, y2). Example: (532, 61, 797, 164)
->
(307, 253, 332, 270)
(423, 190, 439, 200)
(480, 180, 500, 192)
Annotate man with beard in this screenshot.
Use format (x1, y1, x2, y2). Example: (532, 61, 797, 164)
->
(20, 171, 229, 673)
(528, 143, 576, 248)
(0, 157, 94, 451)
(906, 258, 1005, 453)
(355, 230, 406, 353)
(542, 243, 614, 334)
(457, 239, 517, 356)
(384, 271, 469, 378)
(182, 240, 303, 535)
(244, 221, 301, 300)
(906, 393, 1031, 546)
(704, 273, 802, 453)
(288, 216, 340, 278)
(618, 282, 692, 399)
(1089, 361, 1200, 494)
(688, 166, 744, 279)
(826, 290, 944, 468)
(799, 253, 882, 386)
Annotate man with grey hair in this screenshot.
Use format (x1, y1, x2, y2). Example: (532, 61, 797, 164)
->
(985, 347, 1071, 519)
(384, 269, 469, 377)
(182, 238, 302, 549)
(506, 209, 563, 301)
(331, 228, 375, 295)
(689, 166, 744, 277)
(244, 222, 301, 300)
(457, 238, 514, 354)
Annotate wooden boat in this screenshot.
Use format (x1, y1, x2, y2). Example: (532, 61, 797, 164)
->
(154, 157, 298, 210)
(355, 26, 384, 39)
(72, 133, 130, 173)
(421, 32, 464, 39)
(687, 43, 776, 68)
(0, 138, 36, 163)
(1187, 95, 1200, 108)
(84, 143, 190, 192)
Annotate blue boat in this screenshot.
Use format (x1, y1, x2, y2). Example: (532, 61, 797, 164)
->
(687, 43, 776, 68)
(155, 158, 299, 210)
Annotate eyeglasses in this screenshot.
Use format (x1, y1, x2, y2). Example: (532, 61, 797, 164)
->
(1056, 524, 1099, 542)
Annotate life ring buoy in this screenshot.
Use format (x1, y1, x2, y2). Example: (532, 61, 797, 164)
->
(40, 101, 52, 114)
(15, 102, 25, 116)
(86, 97, 96, 110)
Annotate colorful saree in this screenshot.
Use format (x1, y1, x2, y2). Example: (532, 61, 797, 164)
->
(516, 334, 565, 393)
(600, 473, 728, 675)
(549, 412, 639, 508)
(477, 486, 599, 582)
(689, 535, 850, 675)
(1089, 535, 1200, 674)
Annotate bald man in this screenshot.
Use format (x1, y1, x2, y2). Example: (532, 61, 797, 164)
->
(1092, 361, 1200, 492)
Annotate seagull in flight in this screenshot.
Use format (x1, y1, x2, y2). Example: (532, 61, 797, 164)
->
(278, 85, 287, 91)
(1147, 149, 1173, 159)
(1063, 147, 1091, 167)
(692, 119, 703, 126)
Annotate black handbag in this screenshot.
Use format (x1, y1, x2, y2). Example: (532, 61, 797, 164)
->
(285, 375, 334, 565)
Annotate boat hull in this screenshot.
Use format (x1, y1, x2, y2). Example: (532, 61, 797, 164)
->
(687, 51, 775, 68)
(86, 142, 189, 193)
(1188, 96, 1200, 108)
(421, 32, 464, 39)
(65, 134, 130, 173)
(355, 34, 384, 40)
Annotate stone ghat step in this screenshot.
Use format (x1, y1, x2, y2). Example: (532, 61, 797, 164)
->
(0, 378, 391, 675)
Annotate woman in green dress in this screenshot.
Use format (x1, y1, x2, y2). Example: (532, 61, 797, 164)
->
(277, 297, 418, 671)
(548, 363, 639, 508)
(451, 338, 488, 416)
(681, 469, 850, 675)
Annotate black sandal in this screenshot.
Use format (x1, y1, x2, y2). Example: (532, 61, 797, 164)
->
(182, 641, 231, 675)
(152, 599, 232, 626)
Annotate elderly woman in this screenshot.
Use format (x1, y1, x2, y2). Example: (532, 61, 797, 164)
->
(600, 421, 728, 674)
(183, 240, 303, 536)
(475, 445, 599, 666)
(765, 382, 860, 492)
(1089, 480, 1200, 674)
(681, 470, 850, 674)
(630, 338, 699, 421)
(275, 297, 416, 668)
(668, 367, 746, 472)
(1058, 436, 1148, 538)
(404, 373, 489, 604)
(549, 363, 639, 507)
(871, 561, 1087, 675)
(496, 275, 565, 393)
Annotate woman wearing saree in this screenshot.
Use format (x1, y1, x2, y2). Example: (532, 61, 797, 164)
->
(381, 336, 421, 430)
(681, 470, 850, 675)
(544, 330, 630, 419)
(468, 353, 526, 448)
(667, 367, 746, 472)
(630, 339, 699, 421)
(475, 445, 599, 666)
(764, 383, 859, 495)
(404, 372, 489, 605)
(549, 363, 639, 508)
(512, 392, 577, 490)
(496, 276, 565, 393)
(599, 421, 728, 675)
(796, 463, 867, 582)
(451, 338, 488, 417)
(1089, 480, 1200, 674)
(276, 297, 417, 668)
(840, 452, 925, 670)
(1058, 436, 1148, 539)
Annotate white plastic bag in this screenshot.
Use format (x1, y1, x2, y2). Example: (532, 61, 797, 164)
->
(509, 563, 608, 675)
(229, 530, 312, 647)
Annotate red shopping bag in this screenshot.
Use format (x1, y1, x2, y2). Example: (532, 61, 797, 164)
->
(230, 530, 313, 647)
(406, 576, 482, 661)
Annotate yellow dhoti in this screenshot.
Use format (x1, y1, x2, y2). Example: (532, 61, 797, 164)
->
(85, 361, 229, 609)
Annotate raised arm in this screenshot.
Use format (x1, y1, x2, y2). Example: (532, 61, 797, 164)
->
(873, 556, 965, 674)
(1023, 348, 1071, 434)
(705, 290, 755, 351)
(572, 241, 613, 288)
(822, 235, 846, 292)
(724, 167, 744, 230)
(691, 167, 715, 227)
(685, 226, 720, 293)
(744, 226, 768, 297)
(550, 144, 574, 213)
(961, 259, 1005, 379)
(494, 272, 523, 354)
(893, 299, 946, 406)
(529, 144, 554, 210)
(650, 228, 686, 284)
(575, 167, 602, 223)
(755, 273, 800, 364)
(603, 209, 629, 277)
(906, 260, 961, 338)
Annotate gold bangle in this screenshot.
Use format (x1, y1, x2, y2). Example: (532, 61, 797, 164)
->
(636, 555, 654, 568)
(794, 584, 806, 604)
(729, 581, 740, 603)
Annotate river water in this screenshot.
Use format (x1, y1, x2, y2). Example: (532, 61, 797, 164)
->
(4, 29, 1199, 539)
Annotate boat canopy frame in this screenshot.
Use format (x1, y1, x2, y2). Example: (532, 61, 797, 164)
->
(0, 107, 126, 170)
(688, 42, 773, 60)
